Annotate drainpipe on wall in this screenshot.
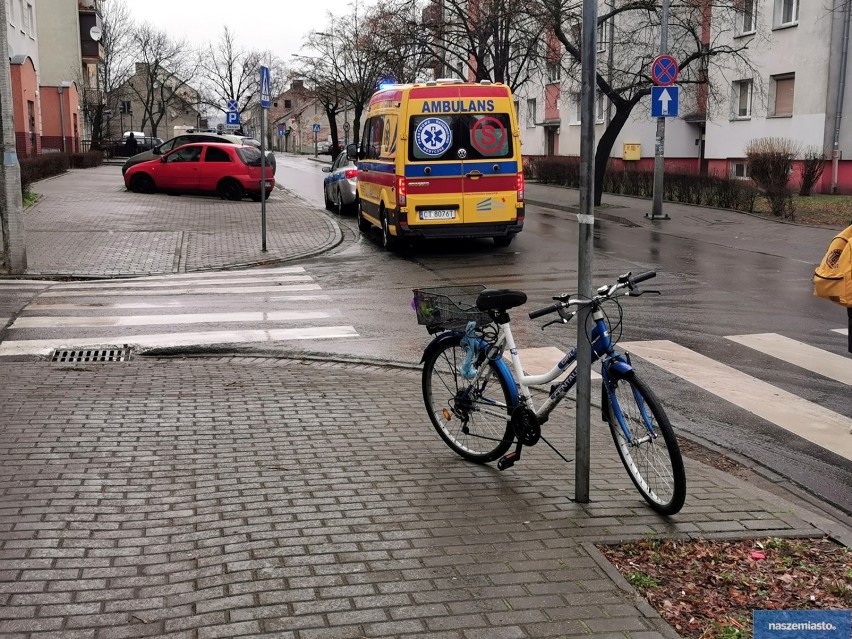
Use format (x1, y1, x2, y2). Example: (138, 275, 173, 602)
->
(58, 86, 66, 153)
(832, 0, 851, 193)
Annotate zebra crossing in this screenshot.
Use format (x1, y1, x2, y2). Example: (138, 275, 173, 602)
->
(516, 329, 851, 462)
(0, 266, 358, 357)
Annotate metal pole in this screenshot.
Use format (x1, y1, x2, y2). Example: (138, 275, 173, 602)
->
(575, 0, 598, 505)
(649, 0, 671, 220)
(260, 106, 267, 252)
(0, 0, 26, 273)
(832, 0, 851, 193)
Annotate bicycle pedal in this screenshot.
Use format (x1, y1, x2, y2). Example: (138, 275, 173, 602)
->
(497, 452, 518, 471)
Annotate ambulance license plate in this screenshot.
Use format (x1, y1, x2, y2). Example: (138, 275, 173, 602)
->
(420, 209, 455, 220)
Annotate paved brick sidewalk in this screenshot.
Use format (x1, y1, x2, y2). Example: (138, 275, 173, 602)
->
(22, 166, 341, 277)
(0, 356, 832, 639)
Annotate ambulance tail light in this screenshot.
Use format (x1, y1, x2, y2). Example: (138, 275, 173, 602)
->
(344, 169, 358, 179)
(396, 175, 407, 206)
(516, 172, 525, 202)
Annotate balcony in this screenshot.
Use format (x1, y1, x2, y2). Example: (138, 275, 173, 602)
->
(79, 10, 104, 63)
(78, 0, 99, 13)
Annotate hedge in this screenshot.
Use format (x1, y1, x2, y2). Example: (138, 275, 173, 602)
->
(19, 150, 104, 195)
(524, 155, 759, 214)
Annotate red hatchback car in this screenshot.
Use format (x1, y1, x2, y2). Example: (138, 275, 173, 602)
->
(124, 142, 275, 201)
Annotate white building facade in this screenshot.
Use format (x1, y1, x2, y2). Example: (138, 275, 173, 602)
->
(516, 0, 852, 193)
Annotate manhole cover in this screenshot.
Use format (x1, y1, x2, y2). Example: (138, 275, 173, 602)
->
(50, 346, 132, 363)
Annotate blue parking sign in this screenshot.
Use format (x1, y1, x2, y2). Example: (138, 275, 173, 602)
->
(226, 111, 240, 125)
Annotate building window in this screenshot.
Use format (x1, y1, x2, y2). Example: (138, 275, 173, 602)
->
(738, 0, 756, 34)
(771, 73, 795, 116)
(732, 161, 750, 179)
(546, 61, 561, 83)
(596, 91, 605, 123)
(732, 79, 753, 118)
(24, 2, 32, 35)
(284, 99, 292, 109)
(572, 92, 581, 123)
(775, 0, 798, 26)
(513, 99, 519, 119)
(597, 19, 609, 52)
(6, 0, 13, 26)
(120, 101, 131, 114)
(17, 0, 23, 31)
(526, 98, 536, 128)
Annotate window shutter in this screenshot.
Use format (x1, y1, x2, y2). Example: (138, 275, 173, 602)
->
(774, 77, 795, 116)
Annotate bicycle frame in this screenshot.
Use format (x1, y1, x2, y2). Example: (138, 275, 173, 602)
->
(424, 305, 646, 443)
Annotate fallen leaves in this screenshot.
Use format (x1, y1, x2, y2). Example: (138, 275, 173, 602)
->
(598, 537, 852, 639)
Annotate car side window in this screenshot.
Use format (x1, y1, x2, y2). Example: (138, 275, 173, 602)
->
(166, 146, 202, 163)
(158, 139, 175, 153)
(204, 147, 232, 163)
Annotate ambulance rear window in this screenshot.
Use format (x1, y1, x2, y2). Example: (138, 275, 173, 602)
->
(409, 113, 512, 161)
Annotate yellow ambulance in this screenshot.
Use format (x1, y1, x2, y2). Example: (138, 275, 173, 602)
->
(352, 79, 525, 248)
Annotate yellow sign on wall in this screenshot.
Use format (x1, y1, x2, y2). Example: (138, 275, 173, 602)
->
(623, 143, 641, 161)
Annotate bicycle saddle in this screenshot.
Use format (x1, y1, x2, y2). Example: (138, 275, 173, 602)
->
(476, 289, 528, 312)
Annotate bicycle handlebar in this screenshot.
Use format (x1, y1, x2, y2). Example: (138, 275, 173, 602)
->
(631, 270, 656, 285)
(528, 303, 562, 319)
(527, 270, 657, 320)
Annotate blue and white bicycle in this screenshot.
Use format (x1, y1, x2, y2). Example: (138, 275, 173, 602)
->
(414, 271, 686, 516)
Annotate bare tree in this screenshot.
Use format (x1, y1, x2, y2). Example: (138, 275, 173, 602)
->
(126, 23, 199, 137)
(534, 0, 757, 204)
(80, 0, 134, 149)
(398, 0, 547, 91)
(292, 51, 345, 155)
(199, 26, 264, 118)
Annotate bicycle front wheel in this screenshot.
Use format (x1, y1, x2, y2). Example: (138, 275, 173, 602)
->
(607, 372, 686, 515)
(422, 335, 515, 463)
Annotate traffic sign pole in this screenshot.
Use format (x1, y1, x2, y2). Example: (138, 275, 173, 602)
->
(259, 66, 270, 252)
(649, 0, 672, 221)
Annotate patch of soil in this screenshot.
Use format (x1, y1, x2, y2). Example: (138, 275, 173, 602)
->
(598, 536, 852, 638)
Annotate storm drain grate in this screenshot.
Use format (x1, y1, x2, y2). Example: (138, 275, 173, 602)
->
(51, 346, 133, 363)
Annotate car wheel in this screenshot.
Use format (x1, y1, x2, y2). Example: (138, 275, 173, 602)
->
(218, 179, 244, 201)
(381, 208, 396, 250)
(336, 190, 348, 216)
(130, 173, 155, 194)
(357, 204, 371, 233)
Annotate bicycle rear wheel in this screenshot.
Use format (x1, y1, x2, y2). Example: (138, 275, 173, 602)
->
(606, 371, 686, 515)
(422, 335, 515, 463)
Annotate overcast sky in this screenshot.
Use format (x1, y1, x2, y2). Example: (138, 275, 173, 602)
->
(124, 0, 370, 63)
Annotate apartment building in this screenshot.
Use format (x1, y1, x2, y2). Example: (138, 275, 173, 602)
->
(6, 0, 41, 157)
(516, 0, 852, 193)
(35, 0, 102, 152)
(4, 0, 103, 156)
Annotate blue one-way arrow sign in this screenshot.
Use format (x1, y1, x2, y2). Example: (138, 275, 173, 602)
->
(651, 85, 679, 118)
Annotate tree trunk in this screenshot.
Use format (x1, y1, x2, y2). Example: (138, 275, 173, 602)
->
(594, 102, 637, 206)
(352, 105, 364, 146)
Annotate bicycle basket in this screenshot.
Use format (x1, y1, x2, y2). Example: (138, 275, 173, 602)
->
(412, 285, 492, 333)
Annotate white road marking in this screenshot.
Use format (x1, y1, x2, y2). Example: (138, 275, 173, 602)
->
(833, 328, 849, 336)
(27, 295, 331, 310)
(621, 339, 852, 460)
(0, 326, 359, 357)
(11, 310, 334, 329)
(0, 280, 51, 286)
(56, 274, 314, 290)
(726, 333, 852, 386)
(39, 284, 323, 297)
